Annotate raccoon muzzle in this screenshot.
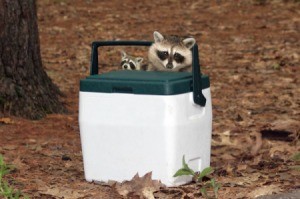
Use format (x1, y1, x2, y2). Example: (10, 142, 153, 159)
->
(166, 62, 173, 69)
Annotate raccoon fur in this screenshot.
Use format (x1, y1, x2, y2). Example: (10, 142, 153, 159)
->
(120, 51, 144, 70)
(148, 31, 196, 72)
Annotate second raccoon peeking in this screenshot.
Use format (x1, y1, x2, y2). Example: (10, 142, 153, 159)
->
(121, 31, 196, 72)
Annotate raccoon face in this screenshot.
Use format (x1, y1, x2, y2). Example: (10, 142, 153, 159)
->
(148, 31, 196, 71)
(121, 51, 143, 70)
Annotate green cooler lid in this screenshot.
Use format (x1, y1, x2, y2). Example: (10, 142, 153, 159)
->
(80, 70, 210, 95)
(81, 40, 208, 106)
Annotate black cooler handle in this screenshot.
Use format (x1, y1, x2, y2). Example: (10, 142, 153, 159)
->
(90, 41, 206, 106)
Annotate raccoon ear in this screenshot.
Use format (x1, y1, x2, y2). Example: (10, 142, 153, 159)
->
(121, 51, 127, 59)
(153, 31, 164, 43)
(136, 57, 143, 64)
(183, 38, 196, 49)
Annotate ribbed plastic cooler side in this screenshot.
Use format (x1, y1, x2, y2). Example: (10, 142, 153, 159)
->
(79, 87, 212, 186)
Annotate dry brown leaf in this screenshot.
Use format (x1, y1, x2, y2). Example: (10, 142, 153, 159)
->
(212, 130, 234, 146)
(115, 172, 165, 199)
(237, 164, 248, 172)
(251, 131, 263, 156)
(0, 117, 14, 124)
(39, 186, 85, 199)
(221, 153, 236, 161)
(269, 144, 299, 159)
(153, 187, 185, 199)
(247, 185, 280, 198)
(103, 184, 124, 199)
(252, 154, 263, 165)
(234, 172, 261, 186)
(3, 145, 17, 150)
(256, 190, 300, 199)
(12, 156, 30, 170)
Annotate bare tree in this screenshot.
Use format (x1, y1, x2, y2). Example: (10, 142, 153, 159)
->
(0, 0, 66, 119)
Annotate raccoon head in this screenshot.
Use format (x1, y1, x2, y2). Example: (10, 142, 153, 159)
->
(148, 31, 196, 71)
(120, 51, 144, 70)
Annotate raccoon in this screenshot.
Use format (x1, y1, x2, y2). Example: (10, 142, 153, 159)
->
(148, 31, 196, 72)
(120, 51, 144, 70)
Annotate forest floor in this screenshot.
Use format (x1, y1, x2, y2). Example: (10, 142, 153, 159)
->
(0, 0, 299, 198)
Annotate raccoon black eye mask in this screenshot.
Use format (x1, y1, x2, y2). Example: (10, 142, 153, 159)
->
(173, 52, 185, 63)
(156, 50, 185, 63)
(121, 60, 126, 66)
(156, 50, 169, 60)
(129, 62, 136, 70)
(120, 59, 136, 70)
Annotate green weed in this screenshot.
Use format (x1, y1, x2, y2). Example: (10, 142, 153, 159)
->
(290, 152, 300, 171)
(291, 152, 300, 162)
(0, 155, 29, 199)
(200, 178, 221, 199)
(174, 156, 221, 199)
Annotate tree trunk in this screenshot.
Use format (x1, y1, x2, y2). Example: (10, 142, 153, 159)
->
(0, 0, 66, 119)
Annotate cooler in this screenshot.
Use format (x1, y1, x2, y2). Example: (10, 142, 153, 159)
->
(79, 41, 212, 186)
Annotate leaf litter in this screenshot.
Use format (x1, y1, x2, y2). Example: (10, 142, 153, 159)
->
(112, 172, 164, 199)
(0, 0, 299, 198)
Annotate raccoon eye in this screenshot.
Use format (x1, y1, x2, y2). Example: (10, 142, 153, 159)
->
(174, 53, 185, 63)
(121, 60, 126, 66)
(129, 62, 136, 70)
(156, 50, 169, 61)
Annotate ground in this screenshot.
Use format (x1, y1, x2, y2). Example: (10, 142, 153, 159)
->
(0, 0, 299, 198)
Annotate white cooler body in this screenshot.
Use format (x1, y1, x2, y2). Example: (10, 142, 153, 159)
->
(79, 88, 212, 186)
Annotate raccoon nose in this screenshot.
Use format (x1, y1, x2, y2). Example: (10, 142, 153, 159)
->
(166, 63, 173, 69)
(124, 65, 128, 69)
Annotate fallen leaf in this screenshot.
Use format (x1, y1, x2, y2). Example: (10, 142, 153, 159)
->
(39, 186, 85, 199)
(153, 187, 186, 199)
(269, 144, 299, 159)
(3, 145, 17, 150)
(0, 117, 14, 124)
(256, 189, 300, 199)
(213, 130, 234, 146)
(12, 156, 30, 170)
(237, 164, 248, 172)
(234, 172, 261, 186)
(247, 185, 280, 198)
(115, 172, 165, 199)
(251, 132, 263, 156)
